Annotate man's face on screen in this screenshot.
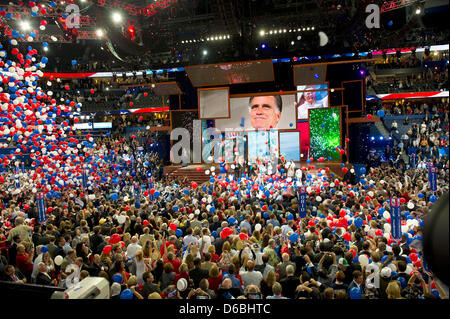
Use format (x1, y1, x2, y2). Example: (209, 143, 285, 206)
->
(249, 96, 281, 129)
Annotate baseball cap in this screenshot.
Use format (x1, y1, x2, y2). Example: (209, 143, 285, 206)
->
(380, 267, 392, 278)
(339, 258, 350, 267)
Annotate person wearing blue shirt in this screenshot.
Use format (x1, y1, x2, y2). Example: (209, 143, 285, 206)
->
(239, 215, 252, 236)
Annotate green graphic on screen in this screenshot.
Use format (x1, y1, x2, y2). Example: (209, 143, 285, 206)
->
(309, 107, 341, 161)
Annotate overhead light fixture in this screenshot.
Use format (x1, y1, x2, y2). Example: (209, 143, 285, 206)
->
(19, 20, 31, 31)
(96, 29, 104, 37)
(303, 28, 306, 31)
(112, 12, 122, 23)
(203, 50, 208, 55)
(269, 30, 273, 34)
(291, 41, 295, 45)
(311, 26, 315, 30)
(283, 29, 287, 33)
(43, 46, 48, 51)
(206, 37, 210, 41)
(307, 27, 310, 31)
(219, 36, 222, 40)
(415, 7, 421, 14)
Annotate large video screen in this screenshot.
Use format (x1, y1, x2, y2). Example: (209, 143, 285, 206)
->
(297, 84, 329, 120)
(247, 130, 279, 164)
(215, 94, 296, 131)
(279, 132, 300, 162)
(185, 60, 274, 87)
(309, 107, 341, 161)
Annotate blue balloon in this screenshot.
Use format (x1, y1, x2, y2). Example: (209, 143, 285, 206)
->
(211, 231, 217, 239)
(360, 167, 366, 174)
(41, 246, 48, 253)
(397, 277, 407, 289)
(228, 217, 237, 225)
(173, 206, 179, 212)
(354, 217, 363, 228)
(429, 195, 437, 203)
(289, 232, 299, 243)
(418, 193, 424, 199)
(209, 206, 216, 213)
(154, 191, 160, 198)
(349, 287, 362, 299)
(120, 289, 133, 299)
(286, 213, 294, 220)
(377, 110, 385, 117)
(111, 193, 119, 200)
(263, 212, 269, 219)
(113, 273, 123, 283)
(175, 229, 183, 237)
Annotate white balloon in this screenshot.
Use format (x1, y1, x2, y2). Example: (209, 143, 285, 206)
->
(407, 201, 414, 210)
(358, 254, 369, 267)
(117, 215, 126, 224)
(316, 196, 322, 202)
(210, 166, 215, 172)
(384, 223, 391, 233)
(54, 255, 64, 266)
(255, 223, 261, 231)
(383, 211, 390, 219)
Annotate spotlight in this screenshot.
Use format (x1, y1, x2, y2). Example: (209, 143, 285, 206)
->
(261, 43, 266, 49)
(203, 50, 208, 55)
(96, 29, 104, 37)
(112, 12, 122, 23)
(291, 41, 295, 45)
(379, 136, 384, 140)
(415, 7, 421, 14)
(43, 46, 48, 52)
(360, 70, 365, 76)
(314, 74, 319, 79)
(269, 30, 273, 34)
(19, 20, 31, 31)
(371, 137, 375, 141)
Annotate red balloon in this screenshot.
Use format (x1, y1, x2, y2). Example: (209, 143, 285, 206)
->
(150, 189, 156, 195)
(349, 249, 357, 259)
(103, 245, 112, 254)
(343, 233, 351, 241)
(339, 210, 346, 217)
(169, 223, 177, 231)
(409, 253, 418, 262)
(367, 114, 373, 120)
(196, 167, 202, 172)
(239, 233, 248, 241)
(119, 241, 125, 249)
(144, 190, 149, 196)
(109, 234, 121, 244)
(124, 206, 130, 211)
(143, 220, 149, 226)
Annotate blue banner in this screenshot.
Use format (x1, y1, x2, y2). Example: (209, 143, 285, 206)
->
(82, 170, 88, 188)
(299, 186, 307, 219)
(390, 198, 402, 241)
(15, 177, 20, 189)
(134, 183, 141, 209)
(21, 162, 25, 173)
(36, 193, 47, 224)
(429, 167, 437, 191)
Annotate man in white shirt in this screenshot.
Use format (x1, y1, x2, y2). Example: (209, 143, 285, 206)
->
(183, 227, 199, 248)
(239, 260, 263, 289)
(126, 236, 142, 259)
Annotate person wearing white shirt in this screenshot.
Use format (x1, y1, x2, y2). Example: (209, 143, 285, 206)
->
(183, 228, 199, 248)
(126, 236, 142, 259)
(198, 229, 212, 255)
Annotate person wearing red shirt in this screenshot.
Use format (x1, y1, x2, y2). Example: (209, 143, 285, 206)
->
(15, 244, 34, 282)
(173, 263, 190, 286)
(164, 251, 181, 273)
(207, 264, 223, 293)
(160, 236, 177, 257)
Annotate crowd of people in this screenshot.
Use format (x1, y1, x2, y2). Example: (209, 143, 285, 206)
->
(1, 140, 448, 299)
